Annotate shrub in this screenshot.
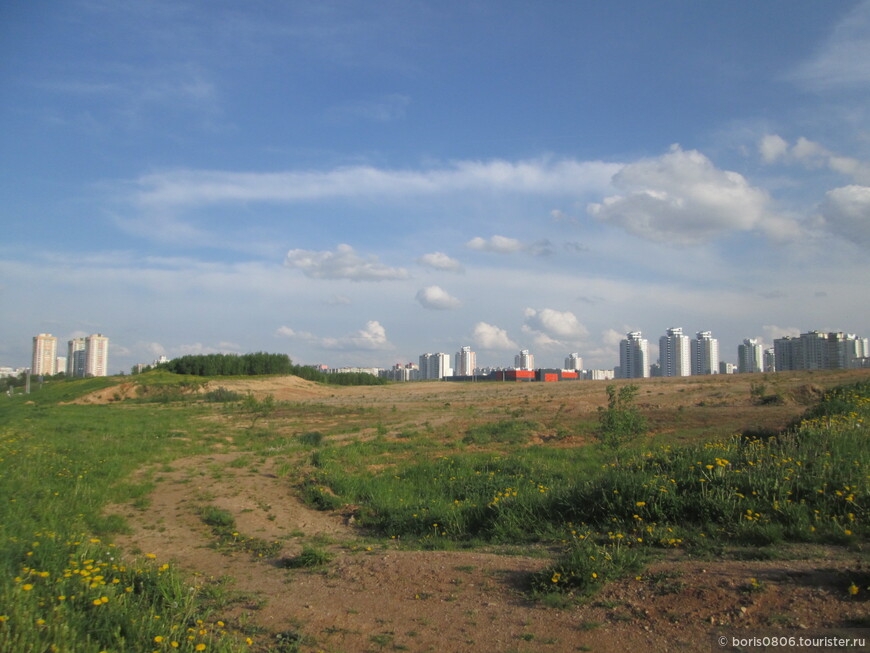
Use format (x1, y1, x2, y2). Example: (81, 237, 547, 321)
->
(595, 384, 647, 458)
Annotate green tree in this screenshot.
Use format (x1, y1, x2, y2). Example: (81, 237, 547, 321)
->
(239, 392, 276, 430)
(596, 384, 648, 459)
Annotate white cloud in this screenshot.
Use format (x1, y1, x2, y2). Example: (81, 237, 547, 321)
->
(466, 235, 556, 256)
(762, 325, 801, 344)
(759, 135, 870, 185)
(819, 185, 870, 245)
(587, 144, 791, 244)
(472, 322, 518, 351)
(521, 308, 589, 349)
(789, 1, 870, 90)
(417, 251, 463, 272)
(133, 158, 620, 208)
(284, 244, 409, 281)
(277, 320, 393, 351)
(415, 285, 461, 310)
(759, 134, 789, 163)
(466, 235, 523, 253)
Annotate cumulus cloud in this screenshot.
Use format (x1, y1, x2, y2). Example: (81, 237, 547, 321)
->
(759, 134, 789, 163)
(587, 144, 790, 244)
(417, 251, 463, 272)
(762, 325, 800, 344)
(819, 185, 870, 245)
(276, 320, 393, 351)
(472, 322, 518, 350)
(415, 285, 461, 310)
(759, 135, 870, 185)
(284, 244, 409, 281)
(521, 308, 589, 348)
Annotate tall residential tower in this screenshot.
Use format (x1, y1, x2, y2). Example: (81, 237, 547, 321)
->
(619, 332, 649, 379)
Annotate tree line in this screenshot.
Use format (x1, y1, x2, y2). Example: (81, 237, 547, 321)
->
(157, 352, 293, 376)
(157, 352, 387, 386)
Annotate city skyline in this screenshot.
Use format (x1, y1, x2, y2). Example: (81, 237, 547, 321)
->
(2, 3, 870, 373)
(6, 325, 867, 379)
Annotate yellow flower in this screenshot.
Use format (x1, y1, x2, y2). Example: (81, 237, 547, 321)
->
(848, 583, 859, 596)
(551, 572, 561, 583)
(154, 636, 164, 643)
(195, 645, 206, 652)
(635, 501, 646, 507)
(21, 584, 33, 591)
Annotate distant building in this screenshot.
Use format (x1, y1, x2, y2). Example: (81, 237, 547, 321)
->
(419, 353, 452, 379)
(775, 331, 869, 370)
(67, 338, 86, 377)
(85, 334, 110, 377)
(719, 362, 737, 374)
(690, 331, 719, 375)
(32, 334, 58, 376)
(514, 349, 535, 370)
(738, 338, 763, 373)
(619, 332, 649, 379)
(564, 353, 583, 370)
(585, 369, 614, 381)
(454, 346, 477, 377)
(382, 363, 419, 382)
(659, 327, 691, 377)
(763, 348, 776, 373)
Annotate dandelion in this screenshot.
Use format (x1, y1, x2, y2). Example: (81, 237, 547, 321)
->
(21, 584, 33, 591)
(848, 583, 859, 596)
(195, 644, 206, 652)
(635, 501, 646, 507)
(154, 636, 164, 643)
(551, 572, 561, 583)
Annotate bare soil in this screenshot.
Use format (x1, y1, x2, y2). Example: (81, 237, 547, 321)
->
(104, 370, 870, 652)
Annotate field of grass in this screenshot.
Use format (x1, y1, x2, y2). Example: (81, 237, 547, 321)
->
(0, 378, 253, 652)
(1, 368, 868, 650)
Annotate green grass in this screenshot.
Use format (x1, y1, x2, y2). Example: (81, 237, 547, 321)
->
(305, 380, 870, 598)
(0, 379, 254, 652)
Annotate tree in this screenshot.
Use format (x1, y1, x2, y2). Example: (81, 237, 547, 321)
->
(596, 384, 648, 459)
(239, 392, 276, 430)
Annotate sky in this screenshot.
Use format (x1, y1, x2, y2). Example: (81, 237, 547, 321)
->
(2, 1, 869, 373)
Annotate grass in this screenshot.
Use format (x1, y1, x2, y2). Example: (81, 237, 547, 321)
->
(2, 369, 867, 649)
(302, 379, 870, 600)
(0, 378, 256, 652)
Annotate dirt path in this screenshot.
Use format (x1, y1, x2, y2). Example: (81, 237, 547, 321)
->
(108, 452, 870, 653)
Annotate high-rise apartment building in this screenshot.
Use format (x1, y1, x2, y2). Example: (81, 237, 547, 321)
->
(514, 349, 534, 370)
(659, 327, 691, 377)
(619, 331, 649, 379)
(32, 333, 58, 376)
(419, 353, 452, 380)
(454, 346, 477, 377)
(764, 348, 776, 373)
(564, 353, 583, 371)
(84, 333, 109, 377)
(690, 331, 719, 375)
(775, 331, 868, 371)
(738, 338, 763, 373)
(67, 337, 86, 378)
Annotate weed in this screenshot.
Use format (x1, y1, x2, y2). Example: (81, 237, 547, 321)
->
(279, 545, 333, 569)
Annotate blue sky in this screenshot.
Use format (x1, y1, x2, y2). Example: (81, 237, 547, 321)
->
(2, 1, 869, 372)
